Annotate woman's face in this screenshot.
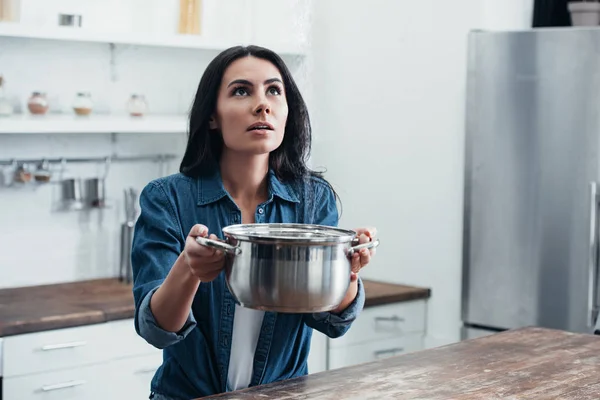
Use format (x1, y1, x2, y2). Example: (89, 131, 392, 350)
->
(211, 56, 288, 156)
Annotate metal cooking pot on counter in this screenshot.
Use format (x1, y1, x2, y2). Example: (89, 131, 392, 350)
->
(196, 223, 380, 313)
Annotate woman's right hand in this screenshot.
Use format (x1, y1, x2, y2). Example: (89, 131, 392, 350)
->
(183, 224, 225, 282)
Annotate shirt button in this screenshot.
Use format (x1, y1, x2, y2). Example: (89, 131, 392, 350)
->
(258, 208, 264, 214)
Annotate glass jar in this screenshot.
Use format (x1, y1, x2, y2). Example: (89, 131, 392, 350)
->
(27, 92, 49, 115)
(72, 92, 93, 116)
(127, 94, 147, 117)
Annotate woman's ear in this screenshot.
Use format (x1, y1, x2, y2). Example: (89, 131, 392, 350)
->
(209, 116, 218, 130)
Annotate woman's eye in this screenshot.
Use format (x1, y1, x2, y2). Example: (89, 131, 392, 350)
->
(233, 87, 249, 96)
(268, 86, 282, 96)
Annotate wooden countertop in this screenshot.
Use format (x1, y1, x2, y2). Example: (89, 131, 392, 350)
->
(203, 327, 600, 399)
(0, 278, 429, 337)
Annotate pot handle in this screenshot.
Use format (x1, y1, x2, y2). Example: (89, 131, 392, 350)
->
(195, 236, 242, 255)
(348, 238, 380, 257)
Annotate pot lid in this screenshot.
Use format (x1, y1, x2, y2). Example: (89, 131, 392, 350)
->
(222, 223, 357, 243)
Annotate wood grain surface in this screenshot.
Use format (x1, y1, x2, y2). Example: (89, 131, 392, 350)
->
(202, 327, 600, 400)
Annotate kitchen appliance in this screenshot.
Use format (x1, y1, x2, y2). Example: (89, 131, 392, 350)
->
(0, 337, 3, 400)
(462, 28, 600, 339)
(196, 223, 379, 313)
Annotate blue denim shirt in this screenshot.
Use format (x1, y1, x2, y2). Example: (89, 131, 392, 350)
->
(131, 168, 365, 399)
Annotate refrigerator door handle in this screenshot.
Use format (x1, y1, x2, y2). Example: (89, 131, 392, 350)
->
(588, 182, 600, 330)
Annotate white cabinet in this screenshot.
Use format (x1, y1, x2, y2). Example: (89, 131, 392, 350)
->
(1, 299, 428, 398)
(3, 319, 156, 378)
(2, 319, 161, 400)
(328, 334, 423, 370)
(108, 353, 164, 398)
(4, 363, 112, 400)
(325, 299, 427, 371)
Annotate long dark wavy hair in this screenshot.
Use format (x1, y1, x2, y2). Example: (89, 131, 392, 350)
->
(179, 45, 341, 213)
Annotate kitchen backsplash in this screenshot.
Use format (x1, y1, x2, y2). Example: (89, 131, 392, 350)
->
(0, 132, 186, 289)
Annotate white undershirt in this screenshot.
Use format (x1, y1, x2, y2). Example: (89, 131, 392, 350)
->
(227, 304, 265, 391)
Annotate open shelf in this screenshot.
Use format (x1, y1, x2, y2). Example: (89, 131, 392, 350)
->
(0, 22, 307, 56)
(0, 114, 188, 134)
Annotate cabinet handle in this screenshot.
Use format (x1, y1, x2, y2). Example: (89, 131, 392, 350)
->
(40, 341, 87, 351)
(373, 347, 404, 358)
(135, 367, 159, 374)
(40, 380, 86, 392)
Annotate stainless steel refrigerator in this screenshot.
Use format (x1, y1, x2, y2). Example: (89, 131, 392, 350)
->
(461, 28, 600, 340)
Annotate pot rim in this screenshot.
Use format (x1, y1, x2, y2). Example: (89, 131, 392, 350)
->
(222, 223, 357, 243)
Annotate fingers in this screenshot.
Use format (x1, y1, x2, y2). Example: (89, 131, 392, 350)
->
(189, 224, 209, 238)
(359, 247, 371, 267)
(350, 226, 377, 275)
(356, 227, 377, 257)
(351, 251, 361, 273)
(354, 227, 377, 239)
(187, 231, 223, 259)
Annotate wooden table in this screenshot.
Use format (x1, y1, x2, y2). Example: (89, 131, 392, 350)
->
(203, 327, 600, 399)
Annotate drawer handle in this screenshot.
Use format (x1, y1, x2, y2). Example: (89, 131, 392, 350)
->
(135, 367, 159, 374)
(375, 316, 405, 323)
(373, 347, 404, 358)
(40, 341, 87, 351)
(40, 380, 86, 392)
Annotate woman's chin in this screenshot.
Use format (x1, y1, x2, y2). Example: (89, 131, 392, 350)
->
(226, 140, 283, 155)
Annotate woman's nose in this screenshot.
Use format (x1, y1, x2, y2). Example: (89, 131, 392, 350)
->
(254, 100, 271, 115)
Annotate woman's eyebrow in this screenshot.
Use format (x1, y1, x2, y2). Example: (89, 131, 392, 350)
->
(227, 78, 282, 88)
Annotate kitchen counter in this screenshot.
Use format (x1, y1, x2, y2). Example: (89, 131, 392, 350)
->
(0, 278, 429, 337)
(203, 327, 600, 399)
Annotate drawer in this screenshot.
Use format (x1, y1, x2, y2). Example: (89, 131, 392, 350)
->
(108, 353, 164, 398)
(328, 333, 424, 370)
(4, 362, 112, 400)
(329, 300, 426, 348)
(4, 319, 160, 378)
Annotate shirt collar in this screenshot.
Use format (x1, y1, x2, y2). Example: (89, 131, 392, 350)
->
(197, 167, 300, 206)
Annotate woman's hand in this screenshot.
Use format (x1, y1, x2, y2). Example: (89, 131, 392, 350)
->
(184, 224, 225, 282)
(349, 227, 377, 282)
(331, 227, 378, 314)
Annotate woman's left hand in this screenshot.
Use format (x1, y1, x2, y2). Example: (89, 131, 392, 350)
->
(350, 227, 377, 282)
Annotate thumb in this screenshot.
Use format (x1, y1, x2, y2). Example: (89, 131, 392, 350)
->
(189, 224, 208, 238)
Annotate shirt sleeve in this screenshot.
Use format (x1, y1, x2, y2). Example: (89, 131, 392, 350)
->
(131, 181, 197, 349)
(302, 178, 366, 338)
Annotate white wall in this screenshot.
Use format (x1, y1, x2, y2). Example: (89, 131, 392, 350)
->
(308, 0, 533, 347)
(0, 0, 309, 289)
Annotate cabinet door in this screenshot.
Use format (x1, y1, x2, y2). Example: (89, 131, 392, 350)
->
(3, 363, 112, 400)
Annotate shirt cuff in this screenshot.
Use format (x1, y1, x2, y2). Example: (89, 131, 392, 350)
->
(311, 277, 366, 325)
(138, 286, 197, 349)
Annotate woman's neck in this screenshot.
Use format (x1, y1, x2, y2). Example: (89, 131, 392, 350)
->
(219, 151, 269, 203)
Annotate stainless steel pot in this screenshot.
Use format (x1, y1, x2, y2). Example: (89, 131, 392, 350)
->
(196, 223, 380, 313)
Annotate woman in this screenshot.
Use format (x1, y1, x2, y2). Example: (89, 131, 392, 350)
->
(131, 45, 377, 399)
